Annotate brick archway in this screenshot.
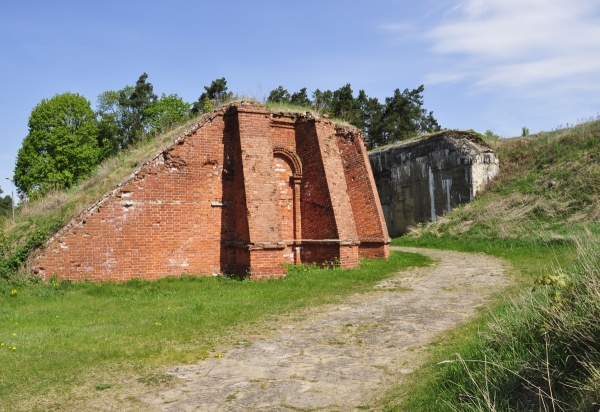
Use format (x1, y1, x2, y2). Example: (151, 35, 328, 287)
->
(273, 147, 303, 264)
(273, 147, 302, 176)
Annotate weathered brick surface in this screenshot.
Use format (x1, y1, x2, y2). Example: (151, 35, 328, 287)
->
(34, 102, 389, 281)
(338, 128, 390, 259)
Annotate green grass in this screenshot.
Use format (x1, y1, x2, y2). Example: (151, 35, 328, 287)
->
(0, 250, 430, 410)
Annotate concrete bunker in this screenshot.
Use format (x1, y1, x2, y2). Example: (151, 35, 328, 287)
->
(34, 102, 390, 282)
(369, 130, 499, 237)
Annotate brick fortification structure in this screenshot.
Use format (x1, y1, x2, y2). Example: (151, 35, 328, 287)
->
(35, 102, 390, 281)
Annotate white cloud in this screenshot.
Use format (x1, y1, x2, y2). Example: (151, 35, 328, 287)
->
(424, 0, 600, 91)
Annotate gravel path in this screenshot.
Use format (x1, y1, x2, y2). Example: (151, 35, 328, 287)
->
(139, 247, 508, 411)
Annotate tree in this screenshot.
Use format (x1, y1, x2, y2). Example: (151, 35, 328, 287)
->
(289, 88, 311, 108)
(96, 88, 132, 158)
(267, 86, 291, 104)
(145, 93, 191, 133)
(355, 90, 384, 150)
(0, 187, 11, 217)
(95, 74, 161, 153)
(117, 73, 157, 145)
(331, 84, 360, 121)
(377, 85, 441, 146)
(312, 89, 333, 113)
(191, 78, 233, 114)
(14, 92, 101, 199)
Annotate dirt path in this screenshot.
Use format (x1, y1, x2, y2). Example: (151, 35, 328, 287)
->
(139, 247, 508, 411)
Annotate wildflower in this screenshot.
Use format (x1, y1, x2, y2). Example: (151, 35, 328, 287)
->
(55, 316, 59, 318)
(12, 346, 16, 350)
(10, 290, 17, 296)
(155, 322, 162, 326)
(1, 343, 4, 347)
(215, 353, 224, 358)
(12, 333, 16, 337)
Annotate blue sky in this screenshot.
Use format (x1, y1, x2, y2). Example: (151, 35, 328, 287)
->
(2, 0, 600, 195)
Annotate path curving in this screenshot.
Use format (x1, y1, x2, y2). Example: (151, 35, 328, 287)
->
(139, 247, 508, 411)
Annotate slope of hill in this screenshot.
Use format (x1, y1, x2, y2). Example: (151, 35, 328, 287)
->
(392, 118, 600, 411)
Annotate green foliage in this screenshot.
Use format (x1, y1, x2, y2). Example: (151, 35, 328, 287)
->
(0, 187, 12, 217)
(96, 74, 188, 154)
(522, 126, 530, 136)
(95, 73, 159, 153)
(117, 72, 158, 145)
(14, 92, 101, 199)
(267, 86, 291, 104)
(268, 86, 312, 108)
(312, 88, 333, 112)
(376, 85, 441, 146)
(267, 83, 441, 150)
(0, 214, 66, 280)
(145, 93, 191, 133)
(330, 83, 360, 121)
(191, 77, 233, 113)
(289, 87, 311, 108)
(466, 128, 486, 140)
(484, 129, 500, 141)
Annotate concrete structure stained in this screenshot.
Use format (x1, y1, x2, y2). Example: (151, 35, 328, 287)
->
(34, 102, 390, 282)
(369, 131, 499, 237)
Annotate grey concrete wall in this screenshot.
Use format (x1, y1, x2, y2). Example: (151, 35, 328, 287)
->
(369, 131, 499, 237)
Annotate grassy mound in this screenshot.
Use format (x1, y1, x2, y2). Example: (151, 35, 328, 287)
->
(390, 119, 600, 411)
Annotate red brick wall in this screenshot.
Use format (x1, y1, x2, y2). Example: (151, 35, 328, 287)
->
(34, 103, 389, 281)
(337, 129, 390, 259)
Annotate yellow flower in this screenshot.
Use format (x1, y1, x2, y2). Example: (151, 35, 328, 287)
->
(10, 290, 17, 296)
(215, 354, 224, 358)
(55, 316, 59, 318)
(1, 343, 4, 347)
(12, 333, 16, 337)
(12, 347, 16, 350)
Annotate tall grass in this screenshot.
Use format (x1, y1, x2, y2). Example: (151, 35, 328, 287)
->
(398, 237, 600, 411)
